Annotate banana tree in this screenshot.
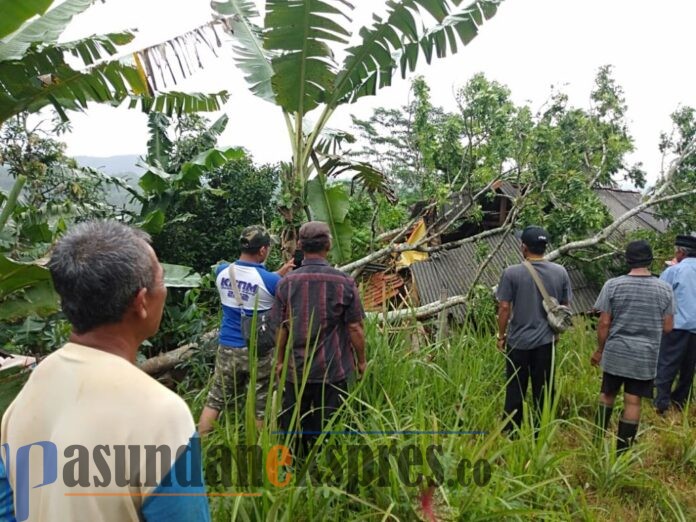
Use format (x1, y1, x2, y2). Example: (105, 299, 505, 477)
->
(0, 0, 230, 127)
(0, 0, 231, 321)
(212, 0, 503, 262)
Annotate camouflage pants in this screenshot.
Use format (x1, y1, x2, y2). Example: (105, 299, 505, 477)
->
(206, 345, 273, 417)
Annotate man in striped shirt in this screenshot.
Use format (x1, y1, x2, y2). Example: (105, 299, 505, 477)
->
(271, 221, 367, 454)
(591, 240, 674, 454)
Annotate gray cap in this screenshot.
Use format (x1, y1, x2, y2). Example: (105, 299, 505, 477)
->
(299, 221, 331, 241)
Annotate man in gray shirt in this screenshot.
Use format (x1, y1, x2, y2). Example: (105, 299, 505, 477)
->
(496, 226, 572, 433)
(591, 240, 674, 454)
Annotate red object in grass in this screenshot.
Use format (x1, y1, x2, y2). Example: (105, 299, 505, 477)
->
(419, 485, 438, 522)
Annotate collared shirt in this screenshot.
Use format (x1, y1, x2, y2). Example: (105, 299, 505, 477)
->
(215, 260, 280, 348)
(661, 257, 696, 332)
(270, 258, 365, 383)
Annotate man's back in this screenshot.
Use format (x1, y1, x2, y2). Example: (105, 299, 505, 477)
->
(661, 258, 696, 332)
(496, 261, 572, 350)
(272, 258, 364, 383)
(215, 260, 280, 347)
(595, 275, 673, 379)
(1, 343, 207, 521)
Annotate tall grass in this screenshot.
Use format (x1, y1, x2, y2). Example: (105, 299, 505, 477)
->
(179, 317, 696, 521)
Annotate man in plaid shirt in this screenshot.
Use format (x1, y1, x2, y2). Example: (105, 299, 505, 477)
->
(271, 221, 367, 454)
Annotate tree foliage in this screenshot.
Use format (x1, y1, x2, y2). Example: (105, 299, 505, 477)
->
(351, 67, 648, 247)
(213, 0, 504, 263)
(132, 114, 280, 273)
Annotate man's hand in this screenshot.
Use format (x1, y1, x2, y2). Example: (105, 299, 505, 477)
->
(590, 349, 603, 367)
(496, 338, 506, 353)
(275, 259, 295, 277)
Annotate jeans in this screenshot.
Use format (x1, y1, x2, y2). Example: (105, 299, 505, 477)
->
(503, 343, 554, 431)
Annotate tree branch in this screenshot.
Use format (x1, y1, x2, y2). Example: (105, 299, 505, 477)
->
(546, 187, 696, 261)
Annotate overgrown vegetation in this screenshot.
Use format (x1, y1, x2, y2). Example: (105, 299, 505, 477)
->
(3, 1, 696, 520)
(183, 318, 696, 521)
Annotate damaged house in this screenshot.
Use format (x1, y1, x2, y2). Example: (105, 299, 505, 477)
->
(362, 182, 668, 319)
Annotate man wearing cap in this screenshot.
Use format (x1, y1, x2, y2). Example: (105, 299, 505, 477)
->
(654, 234, 696, 414)
(198, 225, 294, 435)
(271, 221, 367, 454)
(590, 241, 674, 454)
(496, 226, 572, 433)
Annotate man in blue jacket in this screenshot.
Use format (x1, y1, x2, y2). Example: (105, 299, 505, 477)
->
(654, 234, 696, 414)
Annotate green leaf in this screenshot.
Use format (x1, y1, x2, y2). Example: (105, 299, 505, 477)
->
(331, 0, 502, 107)
(306, 177, 352, 262)
(138, 168, 171, 194)
(315, 127, 356, 154)
(0, 0, 95, 61)
(0, 0, 53, 40)
(161, 263, 201, 288)
(179, 147, 246, 185)
(321, 155, 397, 203)
(61, 32, 136, 66)
(0, 255, 59, 321)
(140, 209, 166, 234)
(212, 0, 276, 102)
(20, 222, 53, 243)
(264, 0, 354, 114)
(146, 112, 172, 168)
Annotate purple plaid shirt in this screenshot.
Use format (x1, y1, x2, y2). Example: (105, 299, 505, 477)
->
(270, 258, 365, 383)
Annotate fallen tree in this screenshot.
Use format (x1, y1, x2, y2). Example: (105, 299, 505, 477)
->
(353, 134, 696, 322)
(139, 330, 218, 375)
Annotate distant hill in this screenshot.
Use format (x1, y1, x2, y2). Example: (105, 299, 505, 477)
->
(1, 155, 145, 209)
(74, 154, 144, 178)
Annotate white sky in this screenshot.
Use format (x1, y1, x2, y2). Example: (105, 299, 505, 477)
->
(59, 0, 696, 184)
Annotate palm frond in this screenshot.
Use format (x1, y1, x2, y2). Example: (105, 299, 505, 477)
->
(0, 0, 96, 61)
(125, 21, 225, 93)
(0, 45, 229, 123)
(127, 91, 230, 117)
(61, 32, 136, 65)
(321, 155, 397, 202)
(332, 0, 501, 106)
(264, 0, 354, 114)
(212, 0, 275, 102)
(0, 0, 53, 40)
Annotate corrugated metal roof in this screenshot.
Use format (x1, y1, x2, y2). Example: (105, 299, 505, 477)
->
(360, 272, 404, 311)
(411, 233, 599, 320)
(595, 188, 667, 236)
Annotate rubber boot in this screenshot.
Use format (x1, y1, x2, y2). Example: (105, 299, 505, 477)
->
(594, 403, 613, 445)
(616, 418, 638, 456)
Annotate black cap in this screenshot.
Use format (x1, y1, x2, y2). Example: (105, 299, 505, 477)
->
(521, 226, 549, 247)
(675, 234, 696, 250)
(625, 240, 653, 268)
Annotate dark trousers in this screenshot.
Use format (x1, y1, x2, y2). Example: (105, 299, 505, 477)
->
(503, 343, 554, 431)
(654, 330, 696, 411)
(280, 379, 348, 456)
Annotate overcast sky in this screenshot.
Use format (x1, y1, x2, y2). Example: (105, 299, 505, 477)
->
(59, 0, 696, 184)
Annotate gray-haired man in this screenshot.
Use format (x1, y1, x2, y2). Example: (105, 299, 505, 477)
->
(1, 221, 209, 522)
